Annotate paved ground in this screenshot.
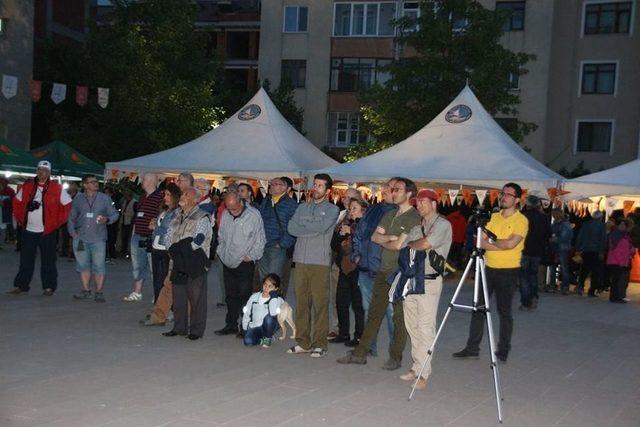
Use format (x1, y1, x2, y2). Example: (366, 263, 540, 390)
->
(1, 249, 639, 427)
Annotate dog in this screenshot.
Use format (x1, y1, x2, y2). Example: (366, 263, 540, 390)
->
(277, 301, 296, 340)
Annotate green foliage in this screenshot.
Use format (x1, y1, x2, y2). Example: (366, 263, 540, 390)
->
(34, 0, 227, 163)
(347, 0, 536, 160)
(261, 79, 305, 134)
(557, 161, 591, 178)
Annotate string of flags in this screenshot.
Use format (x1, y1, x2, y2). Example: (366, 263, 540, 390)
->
(2, 74, 109, 108)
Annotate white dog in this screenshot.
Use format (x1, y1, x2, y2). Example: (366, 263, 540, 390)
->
(277, 301, 296, 340)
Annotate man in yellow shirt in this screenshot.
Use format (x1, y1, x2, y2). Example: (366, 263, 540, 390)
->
(453, 183, 528, 363)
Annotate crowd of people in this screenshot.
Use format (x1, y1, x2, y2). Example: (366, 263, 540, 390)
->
(3, 160, 639, 391)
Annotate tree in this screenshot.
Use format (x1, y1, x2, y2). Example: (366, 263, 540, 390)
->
(346, 0, 536, 161)
(261, 79, 305, 134)
(33, 0, 227, 163)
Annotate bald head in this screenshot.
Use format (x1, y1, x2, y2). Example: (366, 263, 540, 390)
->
(142, 173, 159, 194)
(179, 187, 198, 210)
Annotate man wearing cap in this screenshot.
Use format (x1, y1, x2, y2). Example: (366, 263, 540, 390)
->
(397, 189, 452, 390)
(9, 161, 72, 296)
(518, 195, 551, 310)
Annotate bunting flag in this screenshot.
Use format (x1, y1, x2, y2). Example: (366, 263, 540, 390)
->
(295, 182, 302, 202)
(605, 198, 616, 217)
(476, 189, 488, 206)
(435, 188, 446, 205)
(462, 189, 475, 206)
(75, 85, 88, 107)
(2, 74, 18, 99)
(448, 189, 460, 205)
(623, 200, 635, 217)
(259, 179, 269, 197)
(30, 80, 42, 102)
(98, 87, 109, 108)
(489, 190, 500, 206)
(51, 83, 66, 104)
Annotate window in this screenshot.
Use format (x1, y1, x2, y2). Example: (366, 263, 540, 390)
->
(330, 58, 391, 92)
(0, 18, 6, 37)
(401, 2, 420, 31)
(328, 112, 369, 147)
(226, 32, 250, 59)
(581, 63, 616, 94)
(496, 1, 525, 31)
(281, 60, 306, 88)
(508, 71, 520, 90)
(283, 6, 308, 32)
(584, 2, 632, 34)
(576, 121, 613, 152)
(333, 2, 397, 36)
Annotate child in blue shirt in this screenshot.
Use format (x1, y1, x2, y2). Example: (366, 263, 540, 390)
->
(242, 274, 284, 348)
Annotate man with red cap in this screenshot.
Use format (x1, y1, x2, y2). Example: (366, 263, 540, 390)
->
(395, 189, 452, 390)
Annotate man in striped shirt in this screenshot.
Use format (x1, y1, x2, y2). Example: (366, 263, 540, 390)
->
(124, 173, 163, 302)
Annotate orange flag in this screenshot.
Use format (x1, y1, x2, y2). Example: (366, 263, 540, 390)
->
(462, 189, 475, 206)
(489, 190, 500, 206)
(623, 201, 635, 217)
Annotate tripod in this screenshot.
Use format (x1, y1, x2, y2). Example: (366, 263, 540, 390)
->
(408, 225, 504, 423)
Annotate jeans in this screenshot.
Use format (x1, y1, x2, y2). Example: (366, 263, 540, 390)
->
(244, 315, 279, 346)
(519, 255, 540, 307)
(465, 267, 518, 355)
(553, 250, 571, 289)
(130, 233, 151, 283)
(358, 272, 394, 354)
(14, 230, 58, 291)
(257, 243, 289, 295)
(73, 239, 107, 274)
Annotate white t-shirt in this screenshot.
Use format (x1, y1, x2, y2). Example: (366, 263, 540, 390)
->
(16, 183, 73, 233)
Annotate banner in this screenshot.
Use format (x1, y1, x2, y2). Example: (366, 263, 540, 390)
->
(489, 190, 500, 206)
(462, 189, 475, 206)
(75, 85, 88, 107)
(51, 83, 66, 104)
(30, 80, 42, 102)
(2, 75, 18, 99)
(476, 189, 487, 206)
(98, 87, 109, 108)
(448, 189, 459, 205)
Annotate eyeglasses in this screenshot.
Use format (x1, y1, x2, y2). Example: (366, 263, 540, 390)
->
(499, 191, 517, 199)
(85, 180, 99, 184)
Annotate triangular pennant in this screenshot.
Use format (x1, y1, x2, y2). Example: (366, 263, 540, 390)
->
(489, 190, 500, 206)
(75, 85, 88, 107)
(2, 75, 18, 99)
(476, 189, 488, 206)
(98, 87, 109, 108)
(462, 189, 475, 206)
(30, 80, 42, 102)
(448, 189, 459, 205)
(51, 83, 66, 104)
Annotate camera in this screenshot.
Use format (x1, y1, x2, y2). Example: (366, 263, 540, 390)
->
(27, 200, 41, 212)
(470, 207, 491, 226)
(138, 237, 152, 252)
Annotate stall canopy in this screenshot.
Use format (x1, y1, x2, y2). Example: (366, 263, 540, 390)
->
(563, 158, 640, 198)
(31, 141, 104, 178)
(0, 138, 38, 173)
(105, 88, 338, 180)
(313, 85, 563, 192)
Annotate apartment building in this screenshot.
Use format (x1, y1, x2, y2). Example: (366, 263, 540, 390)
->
(0, 0, 34, 150)
(258, 0, 640, 172)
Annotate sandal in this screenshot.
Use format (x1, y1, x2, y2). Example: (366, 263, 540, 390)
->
(287, 345, 310, 354)
(310, 348, 327, 358)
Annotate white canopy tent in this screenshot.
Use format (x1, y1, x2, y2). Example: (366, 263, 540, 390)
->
(106, 88, 338, 180)
(313, 85, 562, 193)
(563, 158, 640, 199)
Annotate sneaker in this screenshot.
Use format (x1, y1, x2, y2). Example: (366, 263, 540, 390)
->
(622, 298, 630, 302)
(139, 319, 166, 327)
(94, 292, 106, 303)
(399, 370, 417, 381)
(42, 289, 54, 296)
(310, 348, 327, 358)
(452, 348, 480, 359)
(123, 291, 142, 302)
(73, 290, 92, 300)
(381, 358, 401, 371)
(261, 338, 273, 348)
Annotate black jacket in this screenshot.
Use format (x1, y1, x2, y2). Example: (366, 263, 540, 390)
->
(522, 208, 551, 258)
(168, 238, 210, 285)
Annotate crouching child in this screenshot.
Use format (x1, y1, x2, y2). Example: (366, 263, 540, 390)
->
(242, 274, 284, 348)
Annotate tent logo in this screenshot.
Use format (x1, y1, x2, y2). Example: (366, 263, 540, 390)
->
(238, 104, 261, 121)
(445, 105, 472, 124)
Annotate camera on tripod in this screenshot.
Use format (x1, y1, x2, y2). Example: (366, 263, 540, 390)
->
(470, 206, 491, 226)
(27, 201, 41, 212)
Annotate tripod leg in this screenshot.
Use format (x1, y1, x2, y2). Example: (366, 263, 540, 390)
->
(479, 259, 504, 423)
(408, 257, 475, 401)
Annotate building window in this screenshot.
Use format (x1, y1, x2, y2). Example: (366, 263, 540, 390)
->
(0, 18, 6, 37)
(330, 58, 391, 92)
(402, 2, 420, 31)
(584, 2, 632, 35)
(581, 63, 616, 94)
(283, 6, 308, 33)
(333, 2, 397, 37)
(328, 112, 369, 147)
(508, 71, 520, 90)
(281, 60, 306, 88)
(496, 1, 525, 31)
(576, 121, 613, 152)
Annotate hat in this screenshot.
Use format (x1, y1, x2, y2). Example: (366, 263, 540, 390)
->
(416, 189, 438, 202)
(37, 160, 52, 171)
(525, 194, 541, 207)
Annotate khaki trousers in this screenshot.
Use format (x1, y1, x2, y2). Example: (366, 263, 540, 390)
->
(294, 264, 330, 350)
(403, 276, 443, 378)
